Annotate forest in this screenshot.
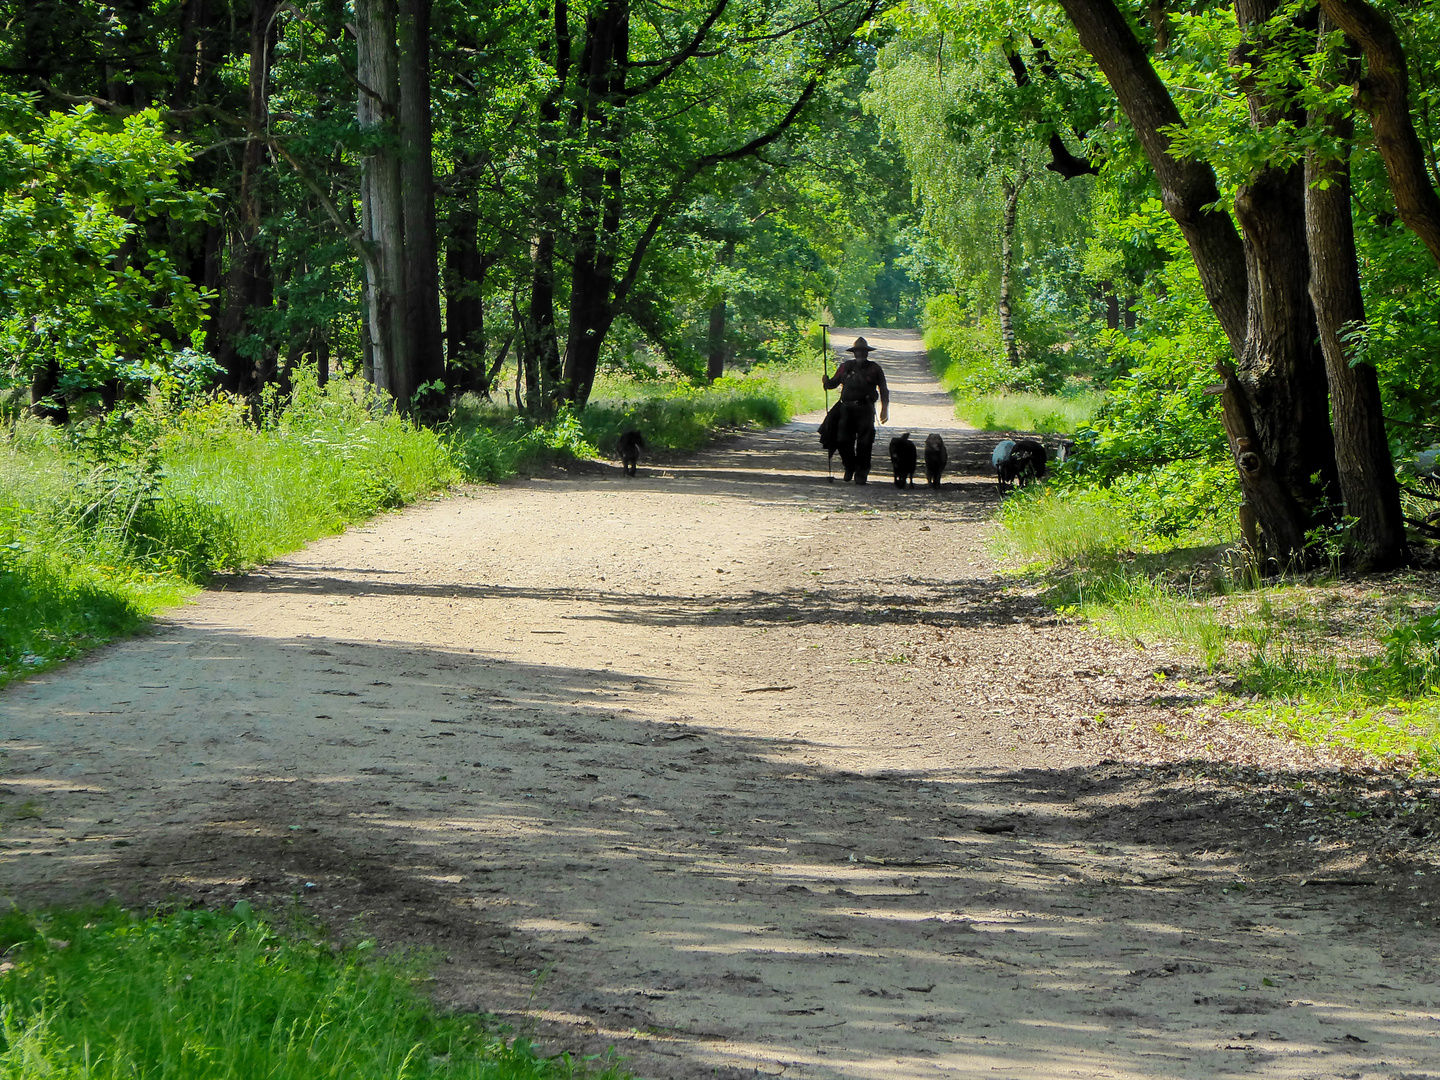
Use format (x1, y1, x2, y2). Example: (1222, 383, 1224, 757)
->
(5, 0, 1440, 1072)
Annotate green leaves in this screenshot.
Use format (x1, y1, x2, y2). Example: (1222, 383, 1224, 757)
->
(0, 97, 215, 403)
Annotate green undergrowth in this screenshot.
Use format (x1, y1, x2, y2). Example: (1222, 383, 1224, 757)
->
(955, 392, 1100, 434)
(0, 904, 626, 1080)
(2, 367, 810, 686)
(997, 484, 1440, 773)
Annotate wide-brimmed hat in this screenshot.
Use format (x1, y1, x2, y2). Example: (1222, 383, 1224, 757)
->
(845, 337, 876, 355)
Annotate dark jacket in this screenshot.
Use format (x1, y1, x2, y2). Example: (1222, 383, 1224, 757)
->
(823, 358, 889, 408)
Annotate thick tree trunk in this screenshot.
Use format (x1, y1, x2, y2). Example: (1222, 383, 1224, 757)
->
(214, 0, 278, 395)
(1316, 0, 1440, 267)
(357, 0, 412, 407)
(1305, 28, 1407, 569)
(563, 0, 629, 410)
(444, 186, 493, 395)
(998, 172, 1027, 368)
(398, 0, 444, 418)
(1059, 0, 1343, 566)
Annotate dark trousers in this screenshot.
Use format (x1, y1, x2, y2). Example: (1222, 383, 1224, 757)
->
(836, 401, 875, 480)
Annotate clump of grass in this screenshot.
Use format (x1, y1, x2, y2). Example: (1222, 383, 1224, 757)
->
(998, 482, 1440, 771)
(0, 370, 455, 685)
(0, 904, 625, 1079)
(956, 391, 1100, 434)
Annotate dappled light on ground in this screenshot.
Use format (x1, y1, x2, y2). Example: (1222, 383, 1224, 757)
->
(3, 331, 1437, 1079)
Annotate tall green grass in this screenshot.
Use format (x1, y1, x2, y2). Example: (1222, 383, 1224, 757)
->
(0, 905, 626, 1080)
(956, 392, 1100, 434)
(0, 373, 455, 685)
(1, 367, 810, 685)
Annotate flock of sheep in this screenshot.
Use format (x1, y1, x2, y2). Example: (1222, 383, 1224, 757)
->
(886, 432, 1072, 490)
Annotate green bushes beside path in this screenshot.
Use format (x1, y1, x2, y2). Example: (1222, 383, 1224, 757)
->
(0, 369, 806, 687)
(0, 904, 627, 1080)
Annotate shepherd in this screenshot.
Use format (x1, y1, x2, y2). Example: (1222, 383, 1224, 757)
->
(821, 336, 890, 485)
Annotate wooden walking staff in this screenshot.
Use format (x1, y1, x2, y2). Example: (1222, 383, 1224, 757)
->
(820, 324, 833, 482)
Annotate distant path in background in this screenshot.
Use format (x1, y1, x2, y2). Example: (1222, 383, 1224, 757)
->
(4, 328, 1437, 1080)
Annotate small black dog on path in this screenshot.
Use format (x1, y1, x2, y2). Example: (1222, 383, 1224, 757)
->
(889, 432, 917, 488)
(617, 429, 645, 476)
(924, 433, 947, 489)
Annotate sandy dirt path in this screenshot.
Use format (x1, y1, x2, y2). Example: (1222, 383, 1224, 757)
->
(3, 328, 1439, 1079)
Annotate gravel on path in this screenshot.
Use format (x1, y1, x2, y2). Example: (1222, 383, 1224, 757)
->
(3, 328, 1439, 1079)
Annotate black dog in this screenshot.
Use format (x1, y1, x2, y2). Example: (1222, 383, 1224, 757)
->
(889, 432, 917, 488)
(617, 429, 645, 476)
(924, 433, 947, 489)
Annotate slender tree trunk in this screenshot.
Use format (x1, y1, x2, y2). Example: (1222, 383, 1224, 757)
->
(356, 0, 411, 406)
(398, 0, 444, 418)
(523, 0, 569, 418)
(214, 0, 278, 394)
(706, 297, 727, 382)
(1305, 24, 1407, 569)
(998, 171, 1028, 368)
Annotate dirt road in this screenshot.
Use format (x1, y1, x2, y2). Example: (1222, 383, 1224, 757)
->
(3, 329, 1439, 1079)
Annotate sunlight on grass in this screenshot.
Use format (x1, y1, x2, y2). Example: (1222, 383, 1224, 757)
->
(996, 483, 1440, 773)
(0, 905, 627, 1080)
(957, 392, 1100, 434)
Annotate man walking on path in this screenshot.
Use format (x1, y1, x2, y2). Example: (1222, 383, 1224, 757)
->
(823, 336, 890, 484)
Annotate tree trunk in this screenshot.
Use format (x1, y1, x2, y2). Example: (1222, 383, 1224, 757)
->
(998, 171, 1027, 368)
(1316, 0, 1440, 267)
(444, 180, 492, 395)
(519, 0, 570, 417)
(563, 0, 629, 410)
(1305, 24, 1407, 569)
(356, 0, 411, 407)
(706, 297, 727, 382)
(1058, 0, 1343, 566)
(398, 0, 444, 419)
(214, 0, 278, 395)
(1055, 0, 1248, 353)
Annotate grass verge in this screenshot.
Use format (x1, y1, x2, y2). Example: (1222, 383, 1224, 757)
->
(0, 904, 626, 1079)
(1, 367, 810, 686)
(955, 392, 1100, 434)
(996, 484, 1440, 773)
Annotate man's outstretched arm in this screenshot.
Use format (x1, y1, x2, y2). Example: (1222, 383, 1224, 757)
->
(822, 361, 847, 391)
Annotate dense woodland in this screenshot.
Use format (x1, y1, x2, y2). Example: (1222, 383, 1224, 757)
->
(4, 0, 1440, 573)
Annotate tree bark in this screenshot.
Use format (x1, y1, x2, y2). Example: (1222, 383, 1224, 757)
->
(1058, 0, 1342, 565)
(398, 0, 444, 418)
(357, 0, 411, 407)
(1304, 23, 1408, 569)
(706, 296, 727, 381)
(444, 180, 493, 395)
(998, 171, 1028, 368)
(1316, 0, 1440, 267)
(522, 0, 570, 417)
(214, 0, 278, 395)
(1055, 0, 1248, 354)
(563, 0, 629, 409)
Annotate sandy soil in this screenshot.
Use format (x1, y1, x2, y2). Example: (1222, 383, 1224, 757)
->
(4, 328, 1440, 1079)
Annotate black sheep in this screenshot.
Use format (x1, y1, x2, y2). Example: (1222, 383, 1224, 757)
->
(924, 433, 947, 489)
(617, 429, 645, 476)
(1011, 438, 1048, 486)
(889, 432, 917, 488)
(992, 437, 1048, 489)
